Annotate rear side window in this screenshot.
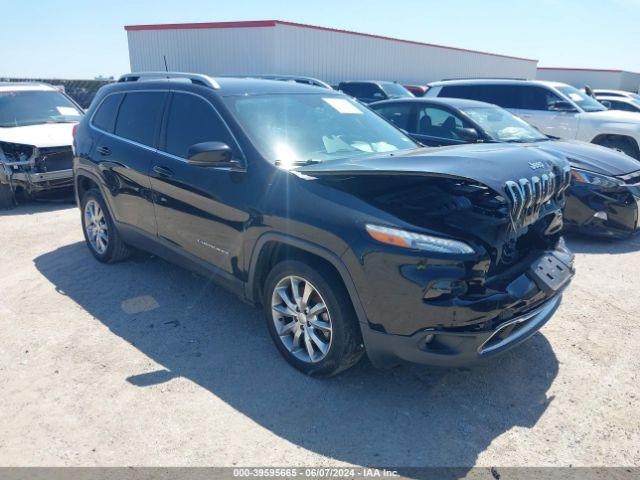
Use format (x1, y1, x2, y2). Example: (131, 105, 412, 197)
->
(92, 94, 123, 133)
(114, 92, 165, 147)
(439, 84, 567, 111)
(341, 83, 385, 100)
(163, 93, 235, 159)
(440, 85, 521, 108)
(373, 103, 414, 130)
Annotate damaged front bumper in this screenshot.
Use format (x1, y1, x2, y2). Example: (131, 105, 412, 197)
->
(0, 144, 74, 198)
(362, 294, 562, 368)
(563, 182, 640, 238)
(350, 241, 574, 368)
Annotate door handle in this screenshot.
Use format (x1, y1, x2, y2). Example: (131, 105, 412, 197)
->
(153, 165, 175, 177)
(96, 146, 111, 156)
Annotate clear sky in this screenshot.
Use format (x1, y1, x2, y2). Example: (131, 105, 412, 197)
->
(2, 0, 639, 79)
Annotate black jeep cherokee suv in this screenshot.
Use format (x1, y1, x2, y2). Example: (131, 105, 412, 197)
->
(73, 72, 575, 377)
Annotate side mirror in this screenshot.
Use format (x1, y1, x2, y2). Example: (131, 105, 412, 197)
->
(600, 100, 612, 109)
(456, 127, 479, 143)
(187, 142, 238, 168)
(549, 101, 577, 112)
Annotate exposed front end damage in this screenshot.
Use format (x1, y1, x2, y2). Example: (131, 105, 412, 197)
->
(299, 146, 575, 367)
(0, 141, 74, 207)
(564, 170, 640, 238)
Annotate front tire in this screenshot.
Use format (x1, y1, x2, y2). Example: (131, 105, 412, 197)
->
(80, 188, 130, 263)
(263, 260, 364, 377)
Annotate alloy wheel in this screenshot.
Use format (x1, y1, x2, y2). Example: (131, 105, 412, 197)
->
(271, 275, 333, 363)
(84, 199, 109, 255)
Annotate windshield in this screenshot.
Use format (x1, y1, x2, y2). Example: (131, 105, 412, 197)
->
(556, 85, 607, 112)
(380, 83, 414, 98)
(224, 94, 417, 166)
(0, 89, 83, 127)
(461, 106, 548, 142)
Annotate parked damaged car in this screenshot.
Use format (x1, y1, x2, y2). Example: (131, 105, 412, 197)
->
(371, 97, 640, 237)
(0, 83, 83, 208)
(74, 73, 574, 376)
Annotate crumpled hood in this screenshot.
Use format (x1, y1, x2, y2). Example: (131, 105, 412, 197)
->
(0, 123, 76, 148)
(297, 143, 568, 196)
(535, 139, 640, 176)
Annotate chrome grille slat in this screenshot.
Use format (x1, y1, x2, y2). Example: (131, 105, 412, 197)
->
(504, 165, 570, 228)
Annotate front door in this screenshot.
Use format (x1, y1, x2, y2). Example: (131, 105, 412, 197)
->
(149, 91, 249, 275)
(509, 86, 579, 139)
(411, 105, 470, 146)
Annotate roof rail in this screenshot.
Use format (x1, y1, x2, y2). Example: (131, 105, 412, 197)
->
(439, 77, 528, 82)
(118, 72, 220, 89)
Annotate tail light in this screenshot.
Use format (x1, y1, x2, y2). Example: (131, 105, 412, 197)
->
(72, 124, 78, 138)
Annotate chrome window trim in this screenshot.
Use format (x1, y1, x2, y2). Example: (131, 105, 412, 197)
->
(89, 89, 246, 167)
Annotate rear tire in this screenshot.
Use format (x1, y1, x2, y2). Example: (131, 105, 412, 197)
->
(0, 183, 15, 209)
(263, 259, 364, 377)
(80, 188, 130, 263)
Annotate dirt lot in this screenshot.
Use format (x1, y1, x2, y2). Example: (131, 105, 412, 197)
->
(1, 201, 639, 468)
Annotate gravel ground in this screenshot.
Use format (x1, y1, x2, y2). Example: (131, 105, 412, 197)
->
(1, 201, 639, 469)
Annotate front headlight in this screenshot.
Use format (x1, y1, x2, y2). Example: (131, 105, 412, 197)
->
(365, 224, 475, 254)
(571, 168, 623, 189)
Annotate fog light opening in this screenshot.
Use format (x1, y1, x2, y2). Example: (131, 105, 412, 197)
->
(593, 211, 608, 221)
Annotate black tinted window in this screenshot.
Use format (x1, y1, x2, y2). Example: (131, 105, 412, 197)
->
(341, 83, 385, 100)
(164, 93, 234, 159)
(373, 103, 414, 130)
(518, 86, 563, 111)
(114, 92, 165, 146)
(609, 100, 639, 112)
(92, 94, 122, 133)
(440, 85, 521, 108)
(439, 84, 567, 111)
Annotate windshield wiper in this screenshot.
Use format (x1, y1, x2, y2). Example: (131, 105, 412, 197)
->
(274, 159, 323, 167)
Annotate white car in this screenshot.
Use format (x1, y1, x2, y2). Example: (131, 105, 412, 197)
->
(425, 79, 640, 159)
(597, 96, 640, 113)
(0, 82, 83, 208)
(593, 89, 640, 101)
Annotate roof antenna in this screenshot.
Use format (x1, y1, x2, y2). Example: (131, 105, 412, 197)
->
(163, 55, 169, 73)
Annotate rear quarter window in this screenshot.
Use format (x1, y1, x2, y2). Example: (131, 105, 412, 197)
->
(91, 94, 123, 133)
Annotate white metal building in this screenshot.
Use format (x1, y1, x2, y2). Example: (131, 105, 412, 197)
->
(537, 67, 640, 92)
(125, 20, 538, 85)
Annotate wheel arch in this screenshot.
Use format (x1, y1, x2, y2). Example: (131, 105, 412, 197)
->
(246, 233, 368, 327)
(591, 134, 640, 158)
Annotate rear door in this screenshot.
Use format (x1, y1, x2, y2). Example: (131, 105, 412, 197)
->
(150, 91, 248, 274)
(90, 91, 166, 236)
